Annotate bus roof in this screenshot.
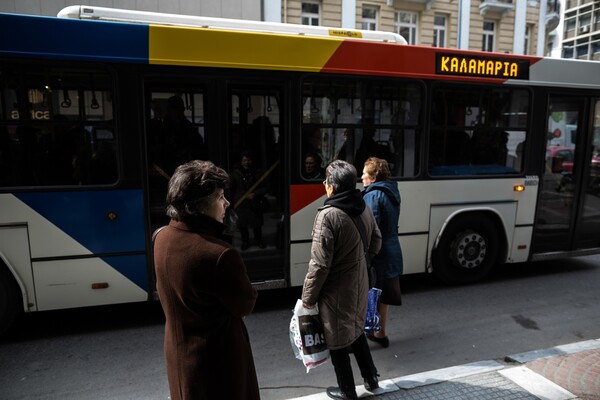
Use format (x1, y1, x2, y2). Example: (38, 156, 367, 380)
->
(58, 5, 407, 44)
(0, 9, 599, 89)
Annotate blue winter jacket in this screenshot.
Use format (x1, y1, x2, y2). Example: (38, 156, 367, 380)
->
(362, 180, 403, 279)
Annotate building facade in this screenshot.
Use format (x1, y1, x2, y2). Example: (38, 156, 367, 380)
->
(561, 0, 600, 60)
(279, 0, 561, 56)
(0, 0, 569, 57)
(0, 0, 261, 20)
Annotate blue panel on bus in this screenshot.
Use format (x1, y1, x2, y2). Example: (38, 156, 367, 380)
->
(101, 254, 149, 292)
(15, 190, 146, 253)
(0, 13, 148, 63)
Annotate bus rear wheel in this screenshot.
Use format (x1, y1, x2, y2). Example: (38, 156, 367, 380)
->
(432, 213, 499, 284)
(0, 266, 21, 336)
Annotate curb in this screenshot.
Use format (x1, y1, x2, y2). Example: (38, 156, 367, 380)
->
(286, 338, 600, 400)
(505, 338, 600, 364)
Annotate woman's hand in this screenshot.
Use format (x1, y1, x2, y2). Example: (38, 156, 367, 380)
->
(303, 302, 315, 309)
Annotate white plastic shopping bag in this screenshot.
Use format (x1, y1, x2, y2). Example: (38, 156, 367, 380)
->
(289, 299, 329, 372)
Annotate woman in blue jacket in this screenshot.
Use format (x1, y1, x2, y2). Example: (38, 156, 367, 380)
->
(361, 157, 403, 348)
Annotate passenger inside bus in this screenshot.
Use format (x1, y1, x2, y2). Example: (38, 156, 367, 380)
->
(303, 152, 325, 179)
(161, 96, 206, 175)
(335, 128, 355, 164)
(302, 125, 324, 167)
(230, 152, 269, 250)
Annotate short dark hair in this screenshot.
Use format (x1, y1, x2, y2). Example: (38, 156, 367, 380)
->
(325, 160, 357, 193)
(166, 160, 229, 220)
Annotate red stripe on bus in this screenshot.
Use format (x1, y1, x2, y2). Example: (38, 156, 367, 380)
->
(321, 41, 435, 77)
(322, 42, 544, 82)
(290, 184, 325, 215)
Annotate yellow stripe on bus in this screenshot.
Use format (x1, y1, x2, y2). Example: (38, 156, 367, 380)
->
(148, 25, 343, 72)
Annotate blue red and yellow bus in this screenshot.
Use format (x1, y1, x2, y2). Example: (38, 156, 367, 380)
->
(1, 6, 600, 333)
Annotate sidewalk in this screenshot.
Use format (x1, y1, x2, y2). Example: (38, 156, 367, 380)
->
(288, 338, 600, 400)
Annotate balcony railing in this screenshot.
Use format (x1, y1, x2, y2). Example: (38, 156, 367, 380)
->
(479, 0, 514, 16)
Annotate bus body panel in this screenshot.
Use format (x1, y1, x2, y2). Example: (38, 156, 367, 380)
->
(289, 178, 539, 284)
(13, 190, 146, 257)
(0, 192, 149, 312)
(511, 227, 534, 263)
(521, 58, 600, 89)
(32, 256, 147, 311)
(0, 13, 149, 64)
(290, 242, 312, 287)
(148, 24, 344, 72)
(0, 225, 35, 311)
(398, 234, 428, 275)
(1, 194, 91, 257)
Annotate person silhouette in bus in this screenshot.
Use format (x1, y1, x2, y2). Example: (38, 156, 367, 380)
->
(302, 125, 324, 166)
(162, 96, 205, 174)
(335, 128, 355, 163)
(249, 115, 277, 170)
(354, 126, 380, 172)
(303, 152, 325, 180)
(230, 152, 269, 250)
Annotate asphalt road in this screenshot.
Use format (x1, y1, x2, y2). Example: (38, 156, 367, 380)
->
(1, 256, 599, 400)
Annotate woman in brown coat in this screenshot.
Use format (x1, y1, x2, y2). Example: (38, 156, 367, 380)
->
(302, 160, 382, 400)
(154, 160, 260, 400)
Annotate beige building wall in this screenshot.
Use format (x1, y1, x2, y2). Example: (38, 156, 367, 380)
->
(0, 0, 549, 55)
(0, 0, 261, 20)
(283, 0, 545, 54)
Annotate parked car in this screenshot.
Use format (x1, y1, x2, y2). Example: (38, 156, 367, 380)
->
(547, 146, 574, 172)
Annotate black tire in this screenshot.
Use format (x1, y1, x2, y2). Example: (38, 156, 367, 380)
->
(0, 266, 21, 337)
(432, 213, 500, 285)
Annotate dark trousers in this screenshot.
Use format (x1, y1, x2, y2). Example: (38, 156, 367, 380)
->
(240, 227, 262, 243)
(329, 333, 377, 394)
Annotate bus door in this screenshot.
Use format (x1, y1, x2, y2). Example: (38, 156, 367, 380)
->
(146, 87, 210, 234)
(533, 95, 600, 252)
(227, 85, 287, 286)
(576, 98, 600, 248)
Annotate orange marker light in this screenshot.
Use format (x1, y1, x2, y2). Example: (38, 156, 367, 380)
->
(514, 185, 525, 192)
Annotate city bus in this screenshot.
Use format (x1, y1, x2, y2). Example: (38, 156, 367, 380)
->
(1, 6, 600, 334)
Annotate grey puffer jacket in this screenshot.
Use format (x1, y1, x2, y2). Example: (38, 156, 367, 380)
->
(302, 189, 382, 349)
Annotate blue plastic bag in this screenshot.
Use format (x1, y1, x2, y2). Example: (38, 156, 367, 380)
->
(364, 287, 382, 334)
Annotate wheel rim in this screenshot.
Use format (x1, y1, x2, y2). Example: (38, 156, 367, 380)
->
(451, 230, 486, 269)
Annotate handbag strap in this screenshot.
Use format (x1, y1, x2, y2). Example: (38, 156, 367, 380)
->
(349, 214, 369, 257)
(333, 207, 369, 256)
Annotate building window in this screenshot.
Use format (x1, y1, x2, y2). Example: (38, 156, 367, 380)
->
(482, 20, 495, 52)
(562, 43, 574, 58)
(394, 11, 418, 45)
(433, 15, 447, 47)
(564, 11, 576, 39)
(576, 38, 589, 59)
(523, 25, 531, 55)
(546, 38, 554, 57)
(301, 1, 320, 26)
(362, 5, 378, 31)
(592, 40, 600, 61)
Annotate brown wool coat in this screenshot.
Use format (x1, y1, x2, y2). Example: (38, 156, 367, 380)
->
(302, 205, 382, 349)
(154, 216, 259, 400)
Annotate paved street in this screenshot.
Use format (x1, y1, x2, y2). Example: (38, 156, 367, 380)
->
(0, 256, 599, 399)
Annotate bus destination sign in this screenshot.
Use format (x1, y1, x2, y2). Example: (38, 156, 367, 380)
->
(435, 53, 530, 80)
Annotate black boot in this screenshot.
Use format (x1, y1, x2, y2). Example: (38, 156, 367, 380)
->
(364, 374, 380, 391)
(326, 387, 358, 400)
